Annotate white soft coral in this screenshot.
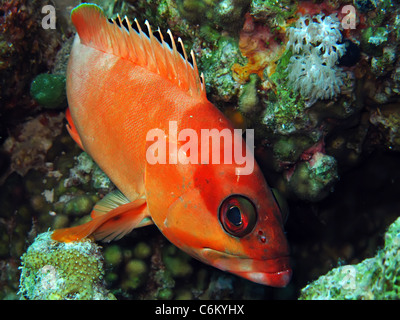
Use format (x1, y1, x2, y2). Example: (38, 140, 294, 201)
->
(286, 14, 346, 101)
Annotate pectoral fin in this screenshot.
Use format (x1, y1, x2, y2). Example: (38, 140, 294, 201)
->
(52, 191, 152, 243)
(65, 108, 84, 150)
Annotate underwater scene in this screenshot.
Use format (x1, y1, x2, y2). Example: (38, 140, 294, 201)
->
(1, 0, 400, 301)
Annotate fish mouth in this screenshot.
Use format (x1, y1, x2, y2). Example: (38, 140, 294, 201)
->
(200, 248, 292, 287)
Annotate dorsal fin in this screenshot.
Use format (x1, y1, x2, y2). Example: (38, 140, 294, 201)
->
(71, 3, 207, 100)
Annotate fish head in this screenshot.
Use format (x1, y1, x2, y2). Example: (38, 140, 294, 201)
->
(150, 156, 291, 287)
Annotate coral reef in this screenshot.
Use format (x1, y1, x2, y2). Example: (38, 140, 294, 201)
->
(0, 0, 62, 131)
(2, 113, 65, 177)
(200, 37, 244, 103)
(286, 14, 346, 101)
(370, 105, 400, 151)
(361, 26, 388, 56)
(284, 152, 339, 202)
(176, 0, 251, 33)
(299, 216, 400, 300)
(30, 73, 67, 109)
(232, 13, 286, 83)
(260, 49, 309, 135)
(1, 0, 400, 301)
(64, 151, 114, 190)
(19, 231, 115, 300)
(250, 0, 298, 26)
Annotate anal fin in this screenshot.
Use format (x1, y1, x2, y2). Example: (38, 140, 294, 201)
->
(51, 195, 152, 243)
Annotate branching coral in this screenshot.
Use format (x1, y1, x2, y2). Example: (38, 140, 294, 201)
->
(286, 14, 346, 101)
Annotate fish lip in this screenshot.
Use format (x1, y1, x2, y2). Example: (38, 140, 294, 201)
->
(236, 269, 292, 287)
(200, 248, 292, 287)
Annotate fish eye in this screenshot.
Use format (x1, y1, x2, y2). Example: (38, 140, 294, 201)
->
(219, 195, 257, 237)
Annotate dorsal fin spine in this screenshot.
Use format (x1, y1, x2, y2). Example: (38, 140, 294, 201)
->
(116, 15, 128, 59)
(133, 18, 147, 67)
(191, 50, 200, 96)
(139, 20, 155, 70)
(167, 29, 179, 85)
(113, 18, 122, 57)
(178, 37, 190, 93)
(172, 37, 184, 87)
(124, 17, 137, 59)
(126, 17, 141, 63)
(145, 20, 160, 75)
(156, 28, 169, 78)
(71, 4, 206, 100)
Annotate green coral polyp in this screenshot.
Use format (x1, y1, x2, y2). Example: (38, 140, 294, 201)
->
(19, 232, 114, 300)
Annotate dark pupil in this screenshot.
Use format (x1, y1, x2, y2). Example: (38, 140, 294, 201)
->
(227, 206, 242, 226)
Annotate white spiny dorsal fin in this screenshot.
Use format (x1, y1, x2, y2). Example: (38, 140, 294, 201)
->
(71, 3, 207, 100)
(166, 29, 179, 83)
(154, 28, 169, 77)
(144, 20, 159, 74)
(178, 37, 190, 93)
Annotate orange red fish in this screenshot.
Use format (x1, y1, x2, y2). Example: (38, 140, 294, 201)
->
(51, 3, 291, 287)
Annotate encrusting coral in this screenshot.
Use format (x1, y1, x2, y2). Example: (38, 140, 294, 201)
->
(300, 216, 400, 300)
(18, 231, 115, 300)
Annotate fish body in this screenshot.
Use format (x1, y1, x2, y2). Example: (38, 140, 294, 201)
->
(52, 4, 291, 287)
